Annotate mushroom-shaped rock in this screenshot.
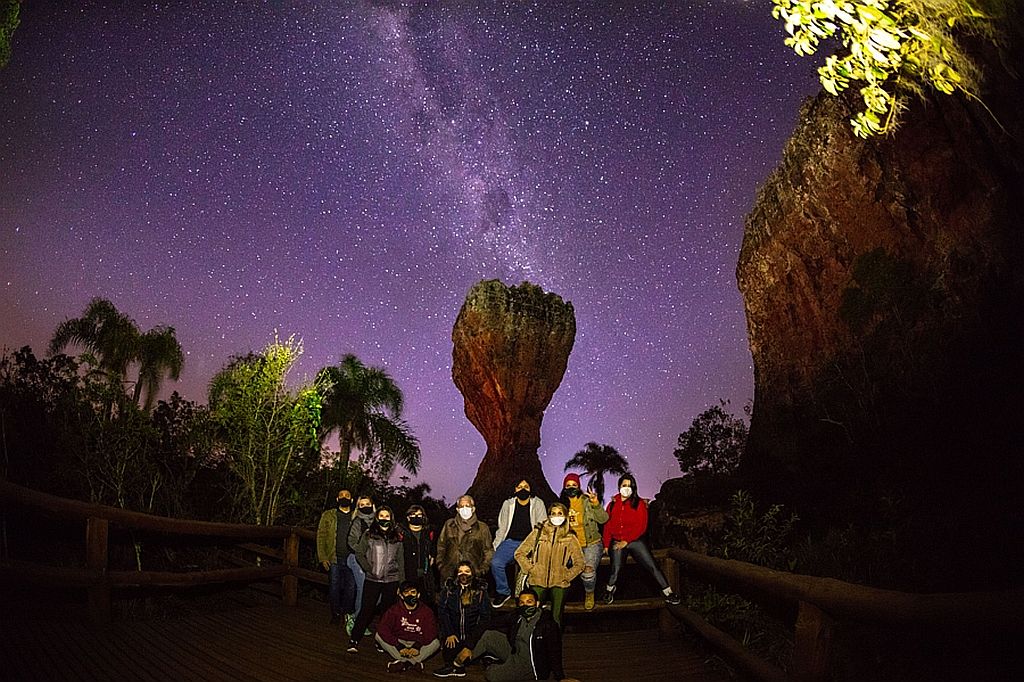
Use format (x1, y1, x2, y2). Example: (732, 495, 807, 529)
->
(452, 280, 576, 518)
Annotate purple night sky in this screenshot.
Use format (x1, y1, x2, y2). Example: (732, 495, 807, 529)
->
(0, 1, 820, 502)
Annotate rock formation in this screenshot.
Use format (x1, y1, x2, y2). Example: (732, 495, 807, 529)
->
(452, 280, 575, 518)
(736, 43, 1023, 586)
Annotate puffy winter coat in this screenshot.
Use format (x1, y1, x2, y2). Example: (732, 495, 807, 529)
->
(514, 521, 584, 589)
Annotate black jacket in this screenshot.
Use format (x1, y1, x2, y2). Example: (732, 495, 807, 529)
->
(468, 608, 564, 680)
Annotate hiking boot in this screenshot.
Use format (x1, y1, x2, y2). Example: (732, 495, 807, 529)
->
(433, 664, 466, 678)
(387, 660, 411, 673)
(584, 592, 596, 610)
(602, 587, 615, 605)
(491, 594, 510, 608)
(664, 592, 682, 606)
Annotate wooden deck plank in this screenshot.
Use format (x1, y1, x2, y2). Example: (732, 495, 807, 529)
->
(0, 598, 730, 682)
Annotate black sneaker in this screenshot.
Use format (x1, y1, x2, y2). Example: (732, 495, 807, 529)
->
(664, 592, 682, 606)
(375, 641, 386, 653)
(603, 588, 615, 605)
(491, 594, 510, 608)
(433, 664, 466, 678)
(346, 642, 359, 653)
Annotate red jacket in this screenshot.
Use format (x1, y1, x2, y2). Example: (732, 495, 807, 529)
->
(376, 601, 439, 647)
(602, 494, 649, 548)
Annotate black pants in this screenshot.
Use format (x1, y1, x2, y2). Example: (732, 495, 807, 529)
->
(350, 579, 398, 645)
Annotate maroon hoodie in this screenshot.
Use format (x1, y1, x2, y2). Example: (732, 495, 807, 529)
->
(376, 600, 439, 647)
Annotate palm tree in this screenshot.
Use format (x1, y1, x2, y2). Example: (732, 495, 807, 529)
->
(316, 354, 420, 478)
(49, 297, 183, 410)
(564, 442, 629, 503)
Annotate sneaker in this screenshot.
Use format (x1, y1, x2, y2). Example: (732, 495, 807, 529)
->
(375, 641, 386, 654)
(345, 614, 356, 635)
(491, 594, 510, 608)
(664, 592, 682, 606)
(346, 642, 359, 653)
(411, 662, 424, 672)
(387, 660, 411, 673)
(433, 664, 466, 678)
(584, 592, 596, 610)
(603, 588, 615, 605)
(365, 627, 374, 637)
(480, 654, 501, 664)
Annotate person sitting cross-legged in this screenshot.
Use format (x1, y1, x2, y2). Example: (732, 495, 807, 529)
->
(433, 588, 580, 681)
(375, 581, 441, 673)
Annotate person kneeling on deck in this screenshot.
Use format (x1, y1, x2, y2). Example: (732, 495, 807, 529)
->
(433, 588, 579, 681)
(375, 580, 441, 673)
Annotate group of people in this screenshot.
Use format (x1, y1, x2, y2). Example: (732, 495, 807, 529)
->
(316, 473, 680, 679)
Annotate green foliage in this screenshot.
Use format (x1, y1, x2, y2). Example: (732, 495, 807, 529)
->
(673, 401, 748, 478)
(0, 0, 18, 69)
(563, 442, 629, 502)
(316, 354, 420, 479)
(771, 0, 999, 136)
(719, 490, 800, 570)
(208, 336, 323, 525)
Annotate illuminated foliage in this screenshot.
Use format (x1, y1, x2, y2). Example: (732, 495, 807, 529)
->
(0, 0, 19, 69)
(771, 0, 998, 136)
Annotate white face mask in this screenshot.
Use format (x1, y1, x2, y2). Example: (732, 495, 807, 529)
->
(549, 516, 566, 526)
(457, 507, 474, 520)
(619, 486, 633, 499)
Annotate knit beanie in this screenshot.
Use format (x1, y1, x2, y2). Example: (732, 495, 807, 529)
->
(563, 473, 581, 488)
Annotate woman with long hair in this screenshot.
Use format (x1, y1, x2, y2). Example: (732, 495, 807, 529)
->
(602, 474, 681, 605)
(434, 560, 491, 669)
(347, 506, 405, 653)
(513, 501, 584, 626)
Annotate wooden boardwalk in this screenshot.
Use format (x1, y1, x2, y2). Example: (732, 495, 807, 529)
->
(0, 597, 729, 681)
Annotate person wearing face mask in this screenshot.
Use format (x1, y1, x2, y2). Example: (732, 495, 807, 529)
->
(513, 502, 584, 626)
(433, 588, 579, 681)
(436, 495, 493, 583)
(345, 494, 377, 635)
(347, 506, 406, 653)
(375, 581, 441, 672)
(401, 504, 438, 604)
(559, 473, 609, 611)
(434, 561, 491, 672)
(602, 474, 681, 606)
(316, 489, 358, 626)
(490, 479, 548, 608)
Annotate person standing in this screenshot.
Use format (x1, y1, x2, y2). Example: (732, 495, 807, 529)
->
(435, 560, 491, 670)
(346, 494, 376, 634)
(491, 479, 548, 608)
(559, 473, 608, 610)
(375, 581, 441, 672)
(316, 488, 357, 625)
(602, 474, 681, 606)
(436, 495, 493, 582)
(347, 506, 405, 653)
(402, 504, 438, 604)
(513, 502, 584, 626)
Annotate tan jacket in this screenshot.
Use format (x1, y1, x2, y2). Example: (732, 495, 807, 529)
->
(514, 521, 584, 589)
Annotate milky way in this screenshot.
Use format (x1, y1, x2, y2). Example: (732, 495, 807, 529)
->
(0, 1, 820, 501)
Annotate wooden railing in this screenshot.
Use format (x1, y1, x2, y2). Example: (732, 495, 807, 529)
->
(663, 547, 1024, 682)
(0, 478, 321, 623)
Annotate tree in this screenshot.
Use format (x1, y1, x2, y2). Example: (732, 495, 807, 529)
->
(771, 0, 1001, 137)
(0, 0, 19, 69)
(208, 337, 322, 526)
(48, 297, 183, 411)
(674, 401, 748, 478)
(563, 442, 629, 503)
(316, 354, 420, 480)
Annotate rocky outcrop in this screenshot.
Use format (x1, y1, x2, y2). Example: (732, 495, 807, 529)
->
(736, 46, 1023, 586)
(452, 280, 576, 517)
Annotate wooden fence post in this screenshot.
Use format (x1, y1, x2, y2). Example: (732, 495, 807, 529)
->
(282, 532, 299, 606)
(85, 517, 110, 623)
(792, 600, 835, 682)
(658, 553, 681, 638)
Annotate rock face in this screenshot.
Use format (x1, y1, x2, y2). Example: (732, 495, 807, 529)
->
(452, 280, 575, 518)
(736, 47, 1023, 585)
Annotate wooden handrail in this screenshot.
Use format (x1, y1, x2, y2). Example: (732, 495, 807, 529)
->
(667, 548, 1024, 629)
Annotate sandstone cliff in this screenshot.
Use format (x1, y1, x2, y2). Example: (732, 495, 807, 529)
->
(736, 47, 1023, 586)
(452, 280, 576, 517)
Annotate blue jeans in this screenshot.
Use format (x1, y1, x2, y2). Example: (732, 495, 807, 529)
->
(581, 541, 603, 593)
(329, 559, 357, 616)
(347, 553, 366, 612)
(490, 538, 521, 597)
(606, 539, 669, 590)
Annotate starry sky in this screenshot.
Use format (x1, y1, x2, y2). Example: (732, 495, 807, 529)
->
(0, 1, 820, 503)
